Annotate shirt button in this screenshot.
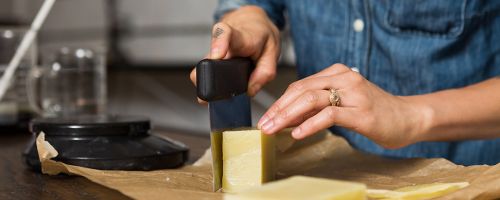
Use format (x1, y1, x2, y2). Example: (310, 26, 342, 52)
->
(353, 19, 364, 32)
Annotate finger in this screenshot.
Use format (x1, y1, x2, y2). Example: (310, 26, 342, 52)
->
(291, 106, 357, 139)
(305, 63, 351, 79)
(190, 68, 196, 86)
(197, 97, 208, 105)
(191, 69, 208, 104)
(258, 71, 354, 126)
(210, 22, 233, 59)
(286, 109, 321, 127)
(190, 53, 211, 86)
(248, 40, 279, 96)
(260, 90, 330, 134)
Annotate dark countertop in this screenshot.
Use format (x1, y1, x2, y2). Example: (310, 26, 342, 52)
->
(0, 129, 210, 200)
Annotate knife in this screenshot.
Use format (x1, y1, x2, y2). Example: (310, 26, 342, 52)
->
(196, 58, 253, 191)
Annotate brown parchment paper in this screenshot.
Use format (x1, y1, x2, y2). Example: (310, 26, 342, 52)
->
(36, 131, 500, 200)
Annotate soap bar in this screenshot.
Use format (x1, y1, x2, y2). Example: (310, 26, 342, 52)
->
(210, 131, 223, 191)
(224, 176, 366, 200)
(222, 129, 275, 193)
(368, 182, 469, 200)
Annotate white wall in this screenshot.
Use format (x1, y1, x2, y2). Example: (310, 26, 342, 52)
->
(2, 0, 294, 67)
(119, 0, 217, 65)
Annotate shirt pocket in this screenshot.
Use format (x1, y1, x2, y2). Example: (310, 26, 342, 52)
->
(385, 0, 467, 38)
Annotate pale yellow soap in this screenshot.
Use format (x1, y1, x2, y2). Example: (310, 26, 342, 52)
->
(224, 176, 367, 200)
(222, 129, 275, 193)
(368, 182, 469, 200)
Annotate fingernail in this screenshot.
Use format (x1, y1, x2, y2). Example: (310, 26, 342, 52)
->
(210, 48, 220, 59)
(291, 127, 301, 138)
(261, 120, 274, 133)
(258, 115, 270, 128)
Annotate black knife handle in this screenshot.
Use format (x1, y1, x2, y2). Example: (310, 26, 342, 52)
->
(196, 58, 253, 101)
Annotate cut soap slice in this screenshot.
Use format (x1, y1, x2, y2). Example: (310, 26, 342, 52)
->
(222, 129, 275, 193)
(367, 182, 469, 200)
(224, 176, 366, 200)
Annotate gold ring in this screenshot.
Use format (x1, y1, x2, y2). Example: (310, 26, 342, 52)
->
(329, 89, 341, 107)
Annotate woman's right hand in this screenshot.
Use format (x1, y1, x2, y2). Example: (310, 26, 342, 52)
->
(190, 5, 281, 102)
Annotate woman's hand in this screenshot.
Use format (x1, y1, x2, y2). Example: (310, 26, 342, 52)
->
(190, 6, 281, 102)
(257, 63, 431, 149)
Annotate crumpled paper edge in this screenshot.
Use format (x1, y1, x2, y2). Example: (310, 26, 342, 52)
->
(36, 132, 71, 175)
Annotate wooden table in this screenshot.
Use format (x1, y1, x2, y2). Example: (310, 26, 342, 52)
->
(0, 130, 210, 200)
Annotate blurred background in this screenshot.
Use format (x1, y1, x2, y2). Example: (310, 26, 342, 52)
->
(0, 0, 298, 134)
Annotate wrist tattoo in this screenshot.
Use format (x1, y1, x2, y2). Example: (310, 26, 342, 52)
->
(213, 27, 224, 38)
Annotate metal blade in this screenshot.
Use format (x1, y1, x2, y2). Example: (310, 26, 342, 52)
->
(209, 93, 252, 131)
(208, 93, 251, 191)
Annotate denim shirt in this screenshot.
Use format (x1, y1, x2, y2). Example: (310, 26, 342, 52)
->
(215, 0, 500, 165)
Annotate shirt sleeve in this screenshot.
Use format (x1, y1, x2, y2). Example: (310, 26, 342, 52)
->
(214, 0, 286, 29)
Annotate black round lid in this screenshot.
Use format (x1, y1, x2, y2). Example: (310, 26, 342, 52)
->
(30, 115, 151, 136)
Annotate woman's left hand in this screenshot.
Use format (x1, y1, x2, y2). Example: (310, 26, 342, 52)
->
(257, 63, 430, 149)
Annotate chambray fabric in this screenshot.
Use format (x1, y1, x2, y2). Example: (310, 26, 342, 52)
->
(215, 0, 500, 165)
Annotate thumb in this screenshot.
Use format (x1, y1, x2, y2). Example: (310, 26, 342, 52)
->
(210, 22, 232, 59)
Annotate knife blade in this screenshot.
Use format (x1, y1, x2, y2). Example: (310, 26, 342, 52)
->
(196, 58, 253, 191)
